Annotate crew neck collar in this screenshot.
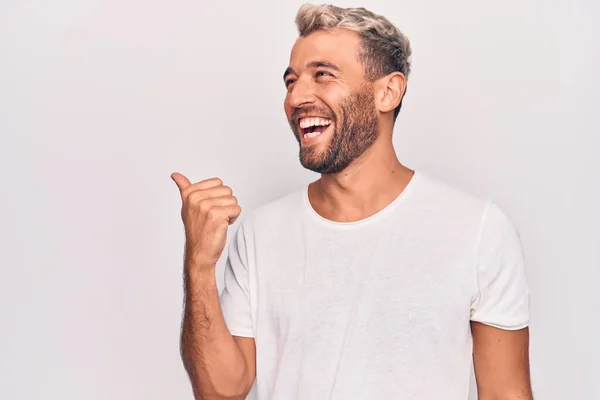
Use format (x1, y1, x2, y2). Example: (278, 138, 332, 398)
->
(302, 170, 421, 229)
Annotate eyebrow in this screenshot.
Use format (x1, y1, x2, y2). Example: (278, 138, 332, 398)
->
(283, 67, 295, 81)
(283, 61, 341, 82)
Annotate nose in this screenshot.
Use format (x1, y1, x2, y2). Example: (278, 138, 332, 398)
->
(287, 77, 316, 108)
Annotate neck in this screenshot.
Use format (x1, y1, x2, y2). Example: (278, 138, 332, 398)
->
(308, 135, 415, 223)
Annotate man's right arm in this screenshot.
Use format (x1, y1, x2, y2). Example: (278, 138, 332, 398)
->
(180, 265, 255, 400)
(171, 172, 256, 400)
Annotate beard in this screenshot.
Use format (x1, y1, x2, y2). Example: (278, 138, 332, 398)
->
(289, 85, 380, 174)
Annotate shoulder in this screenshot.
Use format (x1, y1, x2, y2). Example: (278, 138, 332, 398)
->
(238, 187, 305, 232)
(412, 171, 492, 221)
(409, 172, 521, 242)
(415, 173, 521, 250)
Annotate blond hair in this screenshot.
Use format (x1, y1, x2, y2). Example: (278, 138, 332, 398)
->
(295, 4, 412, 119)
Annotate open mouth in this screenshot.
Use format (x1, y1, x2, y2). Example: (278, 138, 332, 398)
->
(299, 117, 332, 140)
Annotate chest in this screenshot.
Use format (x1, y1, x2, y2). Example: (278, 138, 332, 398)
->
(253, 225, 477, 341)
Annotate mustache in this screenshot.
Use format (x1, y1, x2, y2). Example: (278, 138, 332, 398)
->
(290, 106, 335, 124)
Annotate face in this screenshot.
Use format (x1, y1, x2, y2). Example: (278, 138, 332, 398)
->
(283, 29, 380, 174)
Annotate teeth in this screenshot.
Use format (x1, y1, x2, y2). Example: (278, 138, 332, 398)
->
(304, 131, 323, 139)
(299, 117, 332, 129)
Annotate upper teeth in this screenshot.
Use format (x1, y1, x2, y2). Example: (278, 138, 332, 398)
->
(299, 117, 332, 129)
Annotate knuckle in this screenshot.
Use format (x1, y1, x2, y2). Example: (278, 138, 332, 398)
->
(211, 177, 223, 186)
(206, 207, 220, 219)
(199, 199, 212, 213)
(188, 190, 203, 204)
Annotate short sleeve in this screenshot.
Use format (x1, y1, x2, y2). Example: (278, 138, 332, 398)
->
(219, 223, 254, 338)
(470, 202, 530, 330)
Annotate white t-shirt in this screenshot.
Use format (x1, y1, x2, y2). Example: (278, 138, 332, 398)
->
(220, 170, 529, 399)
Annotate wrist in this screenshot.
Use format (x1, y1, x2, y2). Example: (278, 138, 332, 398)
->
(185, 250, 217, 270)
(184, 267, 218, 300)
(185, 259, 217, 280)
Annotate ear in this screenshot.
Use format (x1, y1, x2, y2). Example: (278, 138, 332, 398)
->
(374, 72, 406, 114)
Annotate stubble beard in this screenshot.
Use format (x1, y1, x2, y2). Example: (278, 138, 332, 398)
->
(291, 86, 380, 175)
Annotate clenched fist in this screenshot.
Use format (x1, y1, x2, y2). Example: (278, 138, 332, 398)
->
(171, 172, 241, 270)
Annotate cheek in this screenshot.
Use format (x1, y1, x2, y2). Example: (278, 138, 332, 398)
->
(317, 89, 346, 114)
(283, 98, 293, 120)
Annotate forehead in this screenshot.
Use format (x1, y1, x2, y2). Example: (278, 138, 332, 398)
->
(289, 28, 363, 71)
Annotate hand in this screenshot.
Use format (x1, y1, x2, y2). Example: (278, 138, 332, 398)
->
(171, 172, 241, 270)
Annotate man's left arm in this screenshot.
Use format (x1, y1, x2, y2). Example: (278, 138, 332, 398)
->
(472, 322, 533, 399)
(470, 202, 533, 399)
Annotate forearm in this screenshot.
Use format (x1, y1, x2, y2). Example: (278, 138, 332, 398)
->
(180, 264, 250, 400)
(478, 394, 533, 400)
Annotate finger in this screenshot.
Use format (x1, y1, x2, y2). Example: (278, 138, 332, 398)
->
(197, 195, 237, 216)
(182, 178, 226, 198)
(228, 208, 241, 225)
(206, 204, 242, 225)
(224, 204, 242, 225)
(187, 186, 233, 204)
(171, 172, 192, 192)
(199, 195, 238, 210)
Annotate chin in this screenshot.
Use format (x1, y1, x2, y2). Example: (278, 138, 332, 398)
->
(300, 153, 343, 174)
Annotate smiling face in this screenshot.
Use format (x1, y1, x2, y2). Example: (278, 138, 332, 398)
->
(283, 29, 380, 174)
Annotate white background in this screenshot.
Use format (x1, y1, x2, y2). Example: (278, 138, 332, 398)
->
(1, 0, 598, 399)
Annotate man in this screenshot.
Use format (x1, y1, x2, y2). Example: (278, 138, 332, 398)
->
(171, 4, 532, 400)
